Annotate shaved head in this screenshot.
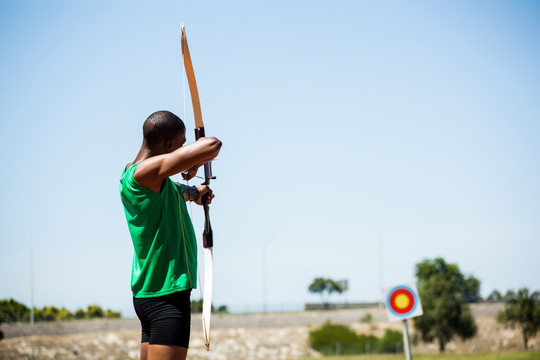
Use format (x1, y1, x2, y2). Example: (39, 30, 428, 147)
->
(143, 111, 186, 148)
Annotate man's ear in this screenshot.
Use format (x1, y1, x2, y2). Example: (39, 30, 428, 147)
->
(165, 139, 174, 152)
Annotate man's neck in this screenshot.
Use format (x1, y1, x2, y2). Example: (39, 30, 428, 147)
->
(132, 145, 154, 165)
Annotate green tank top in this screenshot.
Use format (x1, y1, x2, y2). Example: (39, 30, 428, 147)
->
(119, 163, 197, 298)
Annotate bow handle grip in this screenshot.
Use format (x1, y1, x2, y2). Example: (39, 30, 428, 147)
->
(202, 194, 213, 248)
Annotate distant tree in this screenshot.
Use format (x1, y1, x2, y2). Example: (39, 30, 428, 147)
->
(86, 304, 105, 319)
(191, 299, 203, 313)
(414, 257, 477, 352)
(487, 289, 503, 302)
(216, 305, 228, 313)
(497, 288, 540, 350)
(74, 308, 86, 319)
(0, 299, 122, 322)
(190, 299, 227, 313)
(463, 276, 482, 303)
(308, 278, 344, 309)
(105, 309, 121, 319)
(35, 306, 62, 322)
(415, 258, 481, 303)
(57, 308, 73, 321)
(0, 299, 30, 323)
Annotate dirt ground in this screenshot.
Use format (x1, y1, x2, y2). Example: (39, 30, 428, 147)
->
(0, 303, 539, 360)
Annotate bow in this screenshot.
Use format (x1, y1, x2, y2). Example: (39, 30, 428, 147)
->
(181, 22, 214, 351)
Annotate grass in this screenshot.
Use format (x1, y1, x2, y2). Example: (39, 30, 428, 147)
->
(300, 352, 540, 360)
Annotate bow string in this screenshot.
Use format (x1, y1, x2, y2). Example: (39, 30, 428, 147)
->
(181, 22, 214, 352)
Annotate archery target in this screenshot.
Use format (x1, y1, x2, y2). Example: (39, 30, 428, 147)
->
(384, 283, 423, 322)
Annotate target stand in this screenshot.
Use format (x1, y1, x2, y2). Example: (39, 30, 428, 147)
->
(383, 283, 423, 360)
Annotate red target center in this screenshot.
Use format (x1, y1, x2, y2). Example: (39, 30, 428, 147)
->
(389, 288, 415, 314)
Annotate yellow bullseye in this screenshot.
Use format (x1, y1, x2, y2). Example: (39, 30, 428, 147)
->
(394, 293, 410, 309)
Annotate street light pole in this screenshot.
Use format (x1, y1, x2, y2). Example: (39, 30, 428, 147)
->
(22, 231, 35, 326)
(262, 235, 276, 313)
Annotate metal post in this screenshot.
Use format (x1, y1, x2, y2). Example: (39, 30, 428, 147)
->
(262, 235, 276, 313)
(22, 231, 35, 326)
(30, 240, 34, 326)
(262, 239, 268, 313)
(402, 319, 412, 360)
(378, 228, 383, 294)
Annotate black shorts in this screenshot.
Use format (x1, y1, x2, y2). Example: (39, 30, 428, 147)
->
(133, 290, 192, 348)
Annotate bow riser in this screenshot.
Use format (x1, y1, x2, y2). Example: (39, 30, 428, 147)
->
(194, 127, 214, 249)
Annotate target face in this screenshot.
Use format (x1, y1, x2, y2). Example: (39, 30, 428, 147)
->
(384, 283, 423, 322)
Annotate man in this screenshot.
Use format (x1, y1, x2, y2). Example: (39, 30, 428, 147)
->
(119, 110, 222, 360)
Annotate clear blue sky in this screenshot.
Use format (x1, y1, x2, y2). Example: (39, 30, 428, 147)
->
(1, 0, 539, 316)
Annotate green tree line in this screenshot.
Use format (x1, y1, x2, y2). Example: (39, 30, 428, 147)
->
(0, 299, 121, 323)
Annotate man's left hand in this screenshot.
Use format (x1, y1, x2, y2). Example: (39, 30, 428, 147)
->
(195, 185, 214, 206)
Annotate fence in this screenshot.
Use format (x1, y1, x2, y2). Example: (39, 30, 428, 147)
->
(320, 341, 403, 356)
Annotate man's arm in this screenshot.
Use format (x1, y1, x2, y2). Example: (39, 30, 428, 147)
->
(134, 137, 221, 193)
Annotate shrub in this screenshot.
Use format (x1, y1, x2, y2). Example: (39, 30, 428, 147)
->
(357, 334, 379, 354)
(360, 312, 372, 323)
(309, 321, 363, 355)
(309, 321, 404, 355)
(378, 328, 403, 353)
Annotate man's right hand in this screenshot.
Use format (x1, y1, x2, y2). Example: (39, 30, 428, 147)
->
(182, 165, 200, 181)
